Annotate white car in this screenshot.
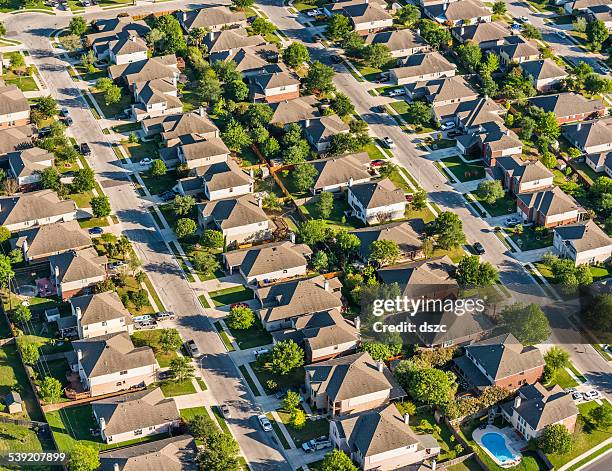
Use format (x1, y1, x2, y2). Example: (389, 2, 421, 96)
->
(556, 30, 565, 38)
(254, 348, 270, 359)
(306, 9, 317, 16)
(571, 392, 583, 401)
(140, 157, 153, 166)
(388, 88, 405, 97)
(258, 415, 272, 432)
(383, 137, 395, 149)
(584, 390, 600, 400)
(520, 16, 530, 23)
(440, 122, 456, 131)
(505, 217, 521, 227)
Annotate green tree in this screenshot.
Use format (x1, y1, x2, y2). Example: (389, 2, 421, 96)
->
(335, 230, 360, 254)
(283, 42, 310, 68)
(432, 212, 466, 249)
(12, 303, 31, 324)
(456, 255, 499, 287)
(39, 377, 62, 402)
(68, 16, 87, 36)
(480, 53, 500, 76)
(587, 19, 608, 50)
(419, 19, 451, 48)
(293, 163, 318, 192)
(201, 229, 224, 249)
(359, 342, 402, 361)
(477, 180, 504, 205)
(222, 119, 251, 151)
(169, 356, 195, 382)
(192, 251, 220, 277)
(312, 251, 329, 272)
(96, 77, 113, 92)
(283, 390, 301, 412)
(361, 43, 391, 68)
(261, 137, 280, 158)
(320, 450, 358, 471)
(492, 0, 507, 15)
(299, 219, 328, 246)
(159, 329, 182, 353)
(199, 431, 241, 471)
(175, 218, 197, 239)
(198, 70, 222, 104)
(396, 5, 421, 27)
(232, 0, 254, 8)
(18, 340, 39, 366)
(35, 96, 58, 118)
(251, 17, 276, 35)
(72, 167, 96, 193)
(0, 22, 5, 37)
(537, 111, 561, 140)
(0, 226, 10, 244)
(521, 24, 542, 40)
(90, 196, 111, 218)
(267, 340, 304, 375)
(317, 191, 334, 219)
(544, 346, 570, 372)
(213, 60, 241, 83)
(68, 443, 99, 471)
(538, 424, 572, 454)
(342, 32, 365, 56)
(226, 79, 249, 102)
(305, 61, 335, 94)
(150, 159, 167, 176)
(457, 41, 482, 72)
(173, 194, 196, 216)
(327, 14, 352, 41)
(246, 103, 274, 127)
(588, 404, 612, 428)
(226, 305, 255, 330)
(188, 414, 216, 441)
(153, 15, 186, 54)
(368, 240, 401, 266)
(104, 84, 122, 106)
(405, 101, 432, 127)
(0, 254, 15, 288)
(582, 293, 612, 333)
(501, 303, 551, 345)
(290, 408, 307, 429)
(408, 368, 457, 407)
(331, 93, 355, 118)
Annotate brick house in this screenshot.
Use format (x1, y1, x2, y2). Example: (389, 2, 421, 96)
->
(517, 186, 583, 228)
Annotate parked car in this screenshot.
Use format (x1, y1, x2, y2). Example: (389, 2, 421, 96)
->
(156, 311, 176, 321)
(88, 226, 104, 235)
(60, 107, 69, 117)
(134, 314, 154, 323)
(140, 157, 153, 166)
(584, 390, 600, 400)
(373, 105, 386, 113)
(258, 415, 272, 432)
(80, 143, 91, 156)
(505, 217, 521, 227)
(520, 16, 530, 23)
(64, 117, 73, 126)
(135, 320, 156, 329)
(331, 54, 342, 64)
(440, 122, 456, 131)
(371, 159, 385, 168)
(571, 392, 583, 401)
(254, 348, 269, 359)
(220, 404, 231, 418)
(108, 261, 126, 270)
(383, 137, 395, 149)
(158, 370, 173, 380)
(302, 436, 332, 453)
(473, 242, 485, 255)
(185, 339, 200, 357)
(387, 88, 405, 97)
(447, 130, 462, 138)
(38, 126, 52, 137)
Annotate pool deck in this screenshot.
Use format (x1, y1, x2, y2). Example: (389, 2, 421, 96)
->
(473, 425, 525, 468)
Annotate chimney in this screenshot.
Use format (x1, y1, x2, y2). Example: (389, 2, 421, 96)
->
(114, 463, 120, 471)
(22, 239, 28, 256)
(76, 307, 82, 320)
(209, 31, 215, 41)
(289, 231, 296, 243)
(514, 395, 522, 409)
(443, 2, 448, 11)
(460, 26, 465, 36)
(304, 118, 311, 127)
(54, 265, 59, 278)
(275, 294, 283, 305)
(577, 122, 582, 132)
(377, 360, 384, 373)
(77, 349, 83, 361)
(505, 129, 510, 136)
(323, 279, 329, 291)
(257, 196, 262, 208)
(198, 106, 205, 117)
(404, 412, 410, 424)
(99, 417, 106, 431)
(432, 459, 437, 471)
(182, 11, 187, 23)
(416, 28, 420, 36)
(348, 176, 354, 187)
(249, 168, 254, 178)
(354, 316, 361, 331)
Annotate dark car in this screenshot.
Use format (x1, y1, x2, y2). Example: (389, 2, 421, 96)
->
(185, 339, 200, 357)
(160, 191, 176, 202)
(331, 54, 342, 64)
(80, 143, 91, 156)
(88, 227, 104, 235)
(38, 126, 51, 138)
(158, 370, 173, 380)
(473, 242, 485, 255)
(64, 117, 73, 126)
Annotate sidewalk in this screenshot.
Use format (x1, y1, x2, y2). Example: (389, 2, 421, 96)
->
(558, 437, 612, 471)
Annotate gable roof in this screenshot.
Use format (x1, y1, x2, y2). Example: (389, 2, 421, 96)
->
(342, 3, 392, 23)
(223, 241, 312, 277)
(409, 75, 478, 105)
(108, 55, 178, 85)
(351, 219, 425, 259)
(365, 28, 428, 52)
(528, 92, 605, 119)
(0, 125, 34, 156)
(520, 58, 568, 81)
(517, 186, 579, 217)
(479, 122, 523, 152)
(225, 47, 272, 74)
(270, 96, 319, 125)
(310, 152, 371, 190)
(392, 52, 456, 79)
(110, 34, 148, 56)
(198, 194, 268, 229)
(304, 115, 350, 143)
(348, 178, 405, 209)
(0, 83, 29, 117)
(205, 28, 265, 54)
(71, 291, 132, 327)
(563, 117, 612, 149)
(180, 137, 230, 162)
(0, 189, 77, 227)
(8, 147, 53, 178)
(498, 156, 553, 183)
(412, 308, 495, 346)
(499, 38, 540, 59)
(14, 220, 91, 259)
(554, 219, 612, 253)
(180, 6, 246, 30)
(377, 255, 458, 297)
(143, 111, 218, 141)
(507, 383, 578, 431)
(435, 97, 504, 128)
(199, 159, 252, 191)
(250, 69, 300, 92)
(452, 21, 510, 44)
(426, 0, 490, 22)
(49, 248, 107, 284)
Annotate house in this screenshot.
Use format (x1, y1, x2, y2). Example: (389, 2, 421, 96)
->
(92, 387, 180, 444)
(451, 21, 511, 48)
(528, 92, 605, 124)
(49, 248, 108, 300)
(586, 4, 612, 32)
(0, 189, 77, 232)
(501, 383, 579, 440)
(520, 59, 568, 92)
(176, 138, 231, 170)
(553, 219, 612, 265)
(204, 28, 266, 56)
(377, 256, 458, 298)
(425, 0, 491, 26)
(304, 115, 350, 153)
(197, 194, 271, 246)
(497, 38, 540, 66)
(87, 16, 150, 57)
(350, 220, 426, 263)
(406, 75, 478, 107)
(256, 275, 343, 331)
(72, 332, 158, 396)
(390, 52, 456, 86)
(479, 123, 524, 163)
(517, 186, 582, 228)
(99, 435, 197, 471)
(13, 220, 91, 262)
(305, 351, 406, 416)
(223, 241, 312, 285)
(454, 333, 545, 391)
(108, 34, 148, 65)
(0, 82, 30, 129)
(586, 151, 612, 172)
(563, 118, 612, 154)
(331, 404, 440, 471)
(71, 291, 134, 339)
(5, 391, 22, 415)
(565, 0, 611, 14)
(270, 96, 319, 126)
(0, 125, 34, 156)
(178, 6, 247, 34)
(108, 55, 179, 89)
(495, 156, 554, 194)
(272, 310, 359, 363)
(347, 178, 406, 225)
(435, 97, 505, 130)
(131, 78, 183, 121)
(8, 147, 54, 188)
(365, 29, 430, 59)
(197, 160, 254, 200)
(309, 152, 372, 193)
(411, 309, 494, 348)
(141, 108, 219, 146)
(226, 47, 279, 76)
(249, 67, 301, 103)
(341, 3, 393, 35)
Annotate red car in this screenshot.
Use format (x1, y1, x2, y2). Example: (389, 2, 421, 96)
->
(230, 303, 249, 310)
(371, 160, 385, 167)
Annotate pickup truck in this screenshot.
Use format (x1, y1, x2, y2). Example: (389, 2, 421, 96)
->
(301, 437, 331, 453)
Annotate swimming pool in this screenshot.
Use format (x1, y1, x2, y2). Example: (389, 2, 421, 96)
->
(481, 432, 520, 464)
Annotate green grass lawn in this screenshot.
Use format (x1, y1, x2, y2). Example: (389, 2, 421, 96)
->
(446, 458, 482, 471)
(78, 216, 109, 229)
(121, 140, 159, 163)
(208, 285, 254, 307)
(0, 0, 51, 11)
(275, 406, 328, 447)
(506, 227, 553, 251)
(429, 138, 456, 150)
(471, 192, 517, 217)
(227, 319, 272, 350)
(180, 406, 210, 422)
(90, 88, 132, 118)
(159, 203, 179, 229)
(548, 367, 578, 389)
(250, 362, 304, 395)
(199, 294, 211, 309)
(572, 161, 599, 185)
(139, 172, 177, 196)
(404, 205, 436, 224)
(441, 156, 485, 182)
(67, 190, 94, 208)
(0, 343, 40, 421)
(115, 275, 155, 316)
(2, 73, 38, 92)
(239, 365, 261, 396)
(159, 379, 196, 397)
(112, 122, 141, 134)
(131, 329, 180, 368)
(301, 198, 363, 231)
(409, 407, 459, 462)
(363, 142, 385, 160)
(386, 167, 413, 193)
(214, 321, 235, 351)
(74, 64, 106, 83)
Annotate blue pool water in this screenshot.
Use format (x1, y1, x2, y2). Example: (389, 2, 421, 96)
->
(481, 432, 516, 463)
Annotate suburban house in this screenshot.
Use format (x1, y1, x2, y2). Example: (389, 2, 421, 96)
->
(501, 383, 579, 440)
(347, 179, 406, 225)
(330, 404, 440, 471)
(108, 55, 179, 90)
(49, 248, 108, 300)
(178, 6, 247, 34)
(304, 115, 350, 153)
(528, 93, 605, 124)
(365, 29, 430, 58)
(108, 34, 148, 65)
(204, 28, 266, 57)
(390, 52, 456, 86)
(305, 351, 406, 416)
(92, 388, 180, 444)
(197, 194, 271, 245)
(87, 16, 150, 58)
(0, 82, 30, 129)
(309, 152, 372, 193)
(436, 97, 505, 131)
(478, 123, 524, 163)
(351, 220, 426, 263)
(519, 59, 568, 93)
(411, 309, 494, 348)
(454, 333, 545, 391)
(406, 75, 478, 107)
(13, 220, 91, 262)
(585, 4, 612, 32)
(8, 147, 54, 188)
(0, 125, 35, 156)
(71, 291, 134, 339)
(198, 160, 253, 200)
(495, 156, 554, 195)
(425, 0, 491, 26)
(451, 21, 511, 48)
(98, 435, 197, 471)
(131, 78, 183, 121)
(223, 241, 312, 285)
(340, 3, 393, 35)
(272, 310, 359, 363)
(517, 186, 582, 228)
(249, 67, 301, 103)
(553, 219, 612, 266)
(586, 151, 612, 172)
(497, 38, 540, 66)
(141, 108, 219, 146)
(563, 118, 612, 154)
(0, 189, 77, 232)
(225, 46, 279, 77)
(255, 275, 343, 331)
(176, 138, 231, 170)
(270, 96, 319, 126)
(564, 0, 610, 14)
(377, 256, 458, 298)
(72, 332, 158, 397)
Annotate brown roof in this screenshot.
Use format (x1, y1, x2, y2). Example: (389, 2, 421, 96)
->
(224, 241, 311, 277)
(108, 55, 178, 85)
(180, 6, 246, 30)
(8, 147, 54, 178)
(49, 248, 107, 284)
(311, 152, 371, 190)
(528, 92, 605, 119)
(377, 255, 458, 297)
(270, 96, 319, 125)
(205, 28, 265, 54)
(348, 178, 405, 209)
(180, 138, 230, 162)
(13, 220, 91, 259)
(392, 52, 456, 79)
(0, 125, 34, 156)
(520, 58, 568, 81)
(71, 291, 132, 327)
(198, 194, 268, 230)
(143, 111, 218, 141)
(199, 159, 252, 191)
(351, 219, 425, 260)
(365, 29, 428, 52)
(0, 84, 29, 117)
(517, 186, 579, 217)
(0, 189, 77, 227)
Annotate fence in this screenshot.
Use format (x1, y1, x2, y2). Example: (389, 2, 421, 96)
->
(43, 385, 147, 412)
(0, 415, 49, 431)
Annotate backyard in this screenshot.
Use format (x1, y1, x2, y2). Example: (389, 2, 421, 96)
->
(131, 329, 180, 368)
(408, 407, 462, 463)
(301, 198, 363, 231)
(0, 343, 41, 421)
(208, 285, 254, 307)
(226, 318, 272, 350)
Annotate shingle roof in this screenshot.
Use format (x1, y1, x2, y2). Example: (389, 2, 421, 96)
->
(181, 6, 246, 30)
(409, 75, 478, 105)
(198, 194, 268, 229)
(310, 152, 371, 190)
(71, 291, 132, 327)
(143, 111, 218, 141)
(13, 220, 91, 259)
(507, 383, 578, 431)
(8, 147, 53, 178)
(304, 115, 350, 143)
(277, 310, 358, 351)
(412, 309, 494, 347)
(348, 178, 405, 209)
(0, 125, 34, 156)
(499, 38, 540, 60)
(377, 255, 458, 297)
(480, 123, 523, 152)
(528, 92, 605, 119)
(426, 0, 490, 22)
(563, 117, 612, 149)
(435, 97, 504, 128)
(0, 189, 77, 227)
(517, 186, 579, 217)
(452, 21, 510, 44)
(270, 96, 319, 125)
(224, 241, 312, 277)
(392, 52, 456, 79)
(351, 219, 425, 259)
(499, 155, 553, 183)
(365, 29, 428, 52)
(199, 159, 252, 192)
(205, 28, 265, 54)
(108, 55, 178, 85)
(554, 219, 612, 253)
(342, 3, 392, 23)
(0, 84, 29, 117)
(110, 35, 148, 56)
(180, 138, 230, 162)
(520, 58, 568, 81)
(250, 69, 300, 92)
(49, 248, 107, 284)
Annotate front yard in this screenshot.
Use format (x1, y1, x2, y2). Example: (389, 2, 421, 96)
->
(440, 156, 485, 182)
(90, 88, 132, 118)
(121, 140, 160, 163)
(158, 379, 196, 397)
(227, 319, 272, 350)
(140, 172, 177, 196)
(275, 406, 329, 447)
(250, 361, 305, 395)
(506, 226, 553, 251)
(470, 192, 517, 217)
(131, 329, 180, 368)
(114, 275, 155, 316)
(208, 285, 254, 307)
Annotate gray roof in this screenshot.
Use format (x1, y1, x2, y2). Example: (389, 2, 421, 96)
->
(497, 155, 553, 183)
(310, 152, 371, 190)
(554, 219, 612, 253)
(304, 115, 350, 143)
(563, 117, 612, 149)
(135, 78, 180, 106)
(180, 138, 230, 162)
(181, 6, 246, 30)
(365, 29, 428, 52)
(351, 219, 426, 259)
(71, 291, 132, 327)
(528, 92, 605, 119)
(348, 178, 405, 209)
(586, 151, 611, 168)
(8, 147, 53, 178)
(412, 309, 494, 347)
(49, 248, 107, 284)
(520, 59, 568, 81)
(426, 0, 490, 22)
(225, 47, 274, 74)
(409, 76, 477, 105)
(569, 0, 611, 10)
(13, 220, 91, 259)
(0, 189, 77, 227)
(198, 159, 252, 191)
(0, 125, 34, 156)
(108, 55, 178, 85)
(143, 111, 218, 141)
(92, 388, 179, 436)
(517, 186, 579, 218)
(480, 123, 523, 152)
(392, 52, 456, 79)
(205, 28, 265, 54)
(73, 332, 157, 378)
(499, 38, 540, 60)
(250, 68, 300, 93)
(342, 3, 392, 23)
(198, 194, 268, 230)
(110, 35, 148, 56)
(0, 83, 29, 117)
(451, 21, 510, 44)
(270, 96, 319, 125)
(305, 351, 406, 402)
(224, 241, 311, 277)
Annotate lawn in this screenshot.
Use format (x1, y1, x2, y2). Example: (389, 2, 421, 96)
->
(159, 203, 180, 229)
(112, 122, 142, 134)
(180, 406, 211, 422)
(404, 205, 437, 224)
(0, 343, 40, 421)
(387, 167, 413, 193)
(572, 161, 599, 185)
(409, 407, 459, 462)
(74, 64, 106, 83)
(276, 406, 329, 447)
(115, 275, 155, 316)
(239, 365, 261, 396)
(506, 226, 553, 251)
(250, 361, 304, 395)
(183, 245, 224, 281)
(355, 58, 395, 82)
(441, 156, 485, 182)
(67, 190, 94, 208)
(121, 140, 160, 163)
(2, 73, 38, 92)
(470, 192, 517, 217)
(363, 142, 385, 160)
(131, 329, 180, 368)
(0, 0, 51, 11)
(214, 321, 235, 351)
(0, 422, 51, 454)
(140, 172, 177, 196)
(301, 198, 363, 231)
(208, 285, 254, 307)
(227, 318, 272, 350)
(78, 216, 110, 229)
(548, 367, 578, 389)
(446, 458, 482, 471)
(159, 379, 196, 397)
(90, 88, 132, 118)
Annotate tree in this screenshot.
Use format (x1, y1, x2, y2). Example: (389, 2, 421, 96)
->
(90, 196, 111, 218)
(246, 103, 274, 127)
(537, 110, 561, 140)
(39, 376, 62, 402)
(408, 368, 457, 407)
(290, 408, 307, 429)
(72, 167, 96, 193)
(18, 340, 39, 366)
(0, 22, 5, 37)
(492, 0, 507, 15)
(153, 15, 186, 54)
(232, 0, 254, 9)
(335, 230, 360, 254)
(329, 133, 358, 155)
(201, 229, 224, 249)
(104, 84, 122, 106)
(261, 137, 280, 158)
(10, 247, 23, 265)
(199, 431, 241, 471)
(320, 451, 357, 471)
(0, 254, 15, 288)
(96, 77, 113, 92)
(226, 79, 249, 102)
(150, 159, 167, 176)
(198, 71, 222, 104)
(192, 251, 221, 277)
(69, 16, 87, 36)
(361, 44, 391, 69)
(212, 60, 241, 83)
(283, 42, 310, 69)
(175, 218, 197, 239)
(35, 96, 57, 118)
(521, 24, 542, 40)
(327, 14, 352, 41)
(582, 293, 612, 333)
(299, 219, 328, 246)
(12, 303, 31, 324)
(317, 191, 334, 219)
(480, 53, 500, 76)
(587, 19, 608, 50)
(538, 424, 572, 454)
(419, 19, 451, 48)
(501, 303, 551, 345)
(544, 346, 570, 372)
(267, 340, 304, 375)
(584, 73, 612, 94)
(456, 256, 499, 287)
(369, 240, 401, 266)
(226, 305, 255, 330)
(360, 342, 402, 361)
(251, 17, 276, 35)
(457, 41, 482, 72)
(293, 163, 318, 192)
(222, 119, 251, 151)
(283, 390, 301, 412)
(189, 414, 216, 441)
(396, 5, 421, 27)
(404, 101, 432, 127)
(431, 212, 466, 249)
(342, 32, 365, 56)
(159, 329, 182, 353)
(540, 151, 557, 169)
(173, 195, 196, 216)
(305, 61, 335, 94)
(0, 227, 10, 244)
(68, 443, 100, 471)
(331, 93, 355, 118)
(588, 404, 612, 428)
(169, 356, 195, 382)
(476, 180, 504, 205)
(312, 251, 329, 272)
